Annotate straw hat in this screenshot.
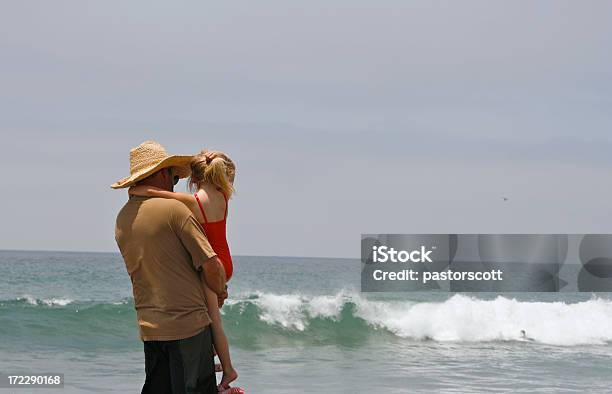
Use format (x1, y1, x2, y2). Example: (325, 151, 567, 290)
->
(111, 140, 192, 189)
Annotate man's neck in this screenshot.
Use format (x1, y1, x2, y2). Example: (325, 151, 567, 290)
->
(137, 180, 172, 191)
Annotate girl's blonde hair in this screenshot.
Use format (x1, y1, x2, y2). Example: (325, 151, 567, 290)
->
(188, 150, 236, 198)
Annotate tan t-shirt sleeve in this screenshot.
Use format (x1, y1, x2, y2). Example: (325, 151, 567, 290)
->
(178, 213, 217, 272)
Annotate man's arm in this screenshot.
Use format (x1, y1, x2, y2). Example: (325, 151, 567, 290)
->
(200, 255, 227, 297)
(178, 211, 227, 299)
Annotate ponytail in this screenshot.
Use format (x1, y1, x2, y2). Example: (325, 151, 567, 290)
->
(189, 150, 236, 198)
(206, 156, 234, 198)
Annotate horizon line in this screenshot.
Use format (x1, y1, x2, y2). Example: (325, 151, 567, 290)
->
(0, 248, 356, 260)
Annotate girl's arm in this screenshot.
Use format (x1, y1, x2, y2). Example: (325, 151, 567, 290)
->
(128, 185, 195, 207)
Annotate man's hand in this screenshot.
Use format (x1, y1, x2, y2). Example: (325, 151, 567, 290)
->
(201, 256, 227, 296)
(218, 284, 228, 308)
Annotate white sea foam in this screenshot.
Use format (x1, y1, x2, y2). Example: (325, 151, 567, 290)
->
(307, 292, 347, 319)
(20, 295, 74, 306)
(21, 295, 39, 305)
(257, 293, 306, 329)
(356, 294, 612, 345)
(244, 291, 348, 330)
(235, 292, 612, 346)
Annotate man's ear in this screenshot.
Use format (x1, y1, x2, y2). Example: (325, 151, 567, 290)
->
(165, 167, 175, 190)
(159, 168, 170, 181)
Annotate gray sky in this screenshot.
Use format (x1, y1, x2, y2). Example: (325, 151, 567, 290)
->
(1, 1, 611, 257)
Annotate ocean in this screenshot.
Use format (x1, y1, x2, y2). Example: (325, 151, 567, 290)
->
(1, 250, 612, 393)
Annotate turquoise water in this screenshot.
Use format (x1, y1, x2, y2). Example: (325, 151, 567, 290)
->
(2, 250, 612, 393)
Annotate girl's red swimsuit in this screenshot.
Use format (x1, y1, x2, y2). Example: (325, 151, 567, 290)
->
(194, 192, 233, 281)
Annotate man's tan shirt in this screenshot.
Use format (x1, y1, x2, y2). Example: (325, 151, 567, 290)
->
(115, 195, 217, 341)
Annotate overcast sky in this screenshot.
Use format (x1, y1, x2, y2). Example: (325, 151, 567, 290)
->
(1, 1, 611, 258)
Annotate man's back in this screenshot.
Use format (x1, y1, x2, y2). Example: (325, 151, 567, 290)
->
(115, 195, 217, 341)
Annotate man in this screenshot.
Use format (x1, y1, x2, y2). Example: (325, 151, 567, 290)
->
(113, 140, 227, 394)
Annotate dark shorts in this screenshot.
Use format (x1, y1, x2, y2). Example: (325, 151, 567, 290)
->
(142, 326, 216, 394)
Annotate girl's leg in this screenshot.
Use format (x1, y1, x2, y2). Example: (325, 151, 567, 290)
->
(203, 284, 237, 389)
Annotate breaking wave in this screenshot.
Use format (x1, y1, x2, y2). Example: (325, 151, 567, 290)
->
(224, 292, 612, 346)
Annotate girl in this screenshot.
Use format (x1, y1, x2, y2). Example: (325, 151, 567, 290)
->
(129, 150, 241, 393)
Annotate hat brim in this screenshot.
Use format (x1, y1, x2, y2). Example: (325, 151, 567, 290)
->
(111, 155, 192, 189)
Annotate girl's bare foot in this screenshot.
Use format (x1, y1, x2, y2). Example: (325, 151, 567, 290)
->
(217, 387, 244, 394)
(218, 367, 238, 390)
